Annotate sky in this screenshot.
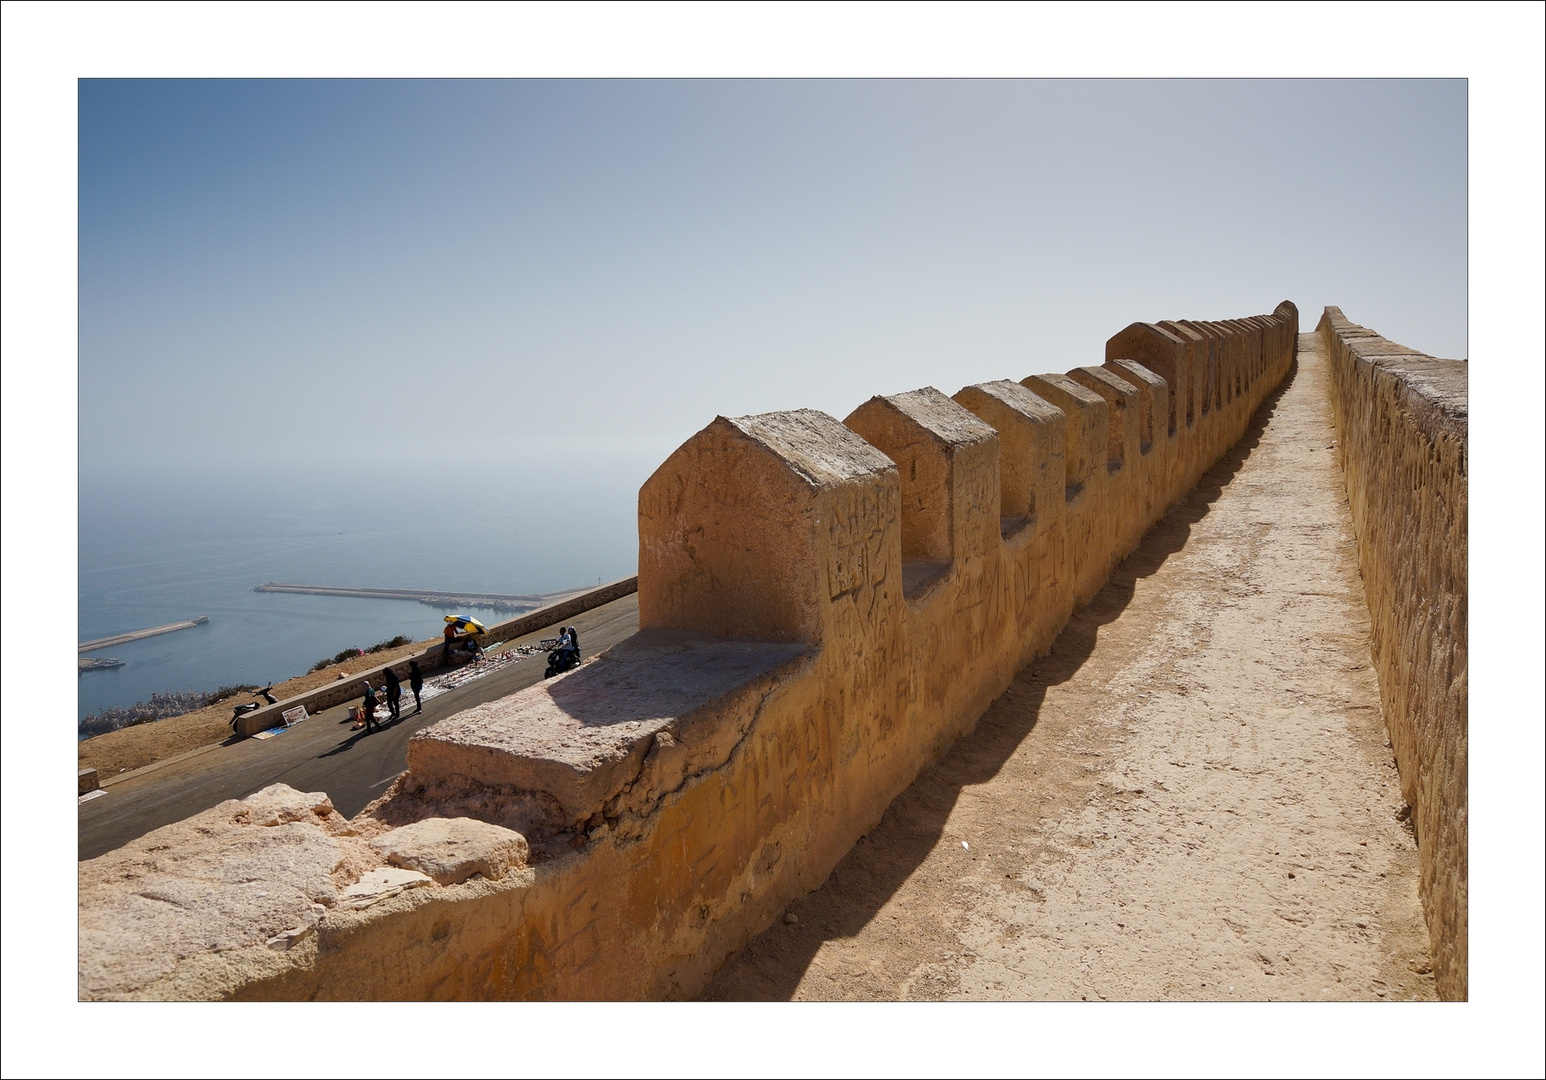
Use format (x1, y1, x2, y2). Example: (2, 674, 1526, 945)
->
(78, 78, 1468, 485)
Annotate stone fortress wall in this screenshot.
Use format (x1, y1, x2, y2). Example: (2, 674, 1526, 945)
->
(1318, 307, 1467, 1000)
(79, 303, 1300, 1000)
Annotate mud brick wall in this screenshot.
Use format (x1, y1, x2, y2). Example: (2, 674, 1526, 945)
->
(1318, 306, 1468, 1000)
(79, 303, 1299, 1001)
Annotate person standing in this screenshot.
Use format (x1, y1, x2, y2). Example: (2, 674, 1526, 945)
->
(383, 665, 402, 721)
(408, 660, 424, 715)
(443, 622, 457, 663)
(361, 681, 382, 734)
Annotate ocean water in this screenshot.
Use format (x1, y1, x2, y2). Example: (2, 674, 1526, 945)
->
(77, 464, 646, 726)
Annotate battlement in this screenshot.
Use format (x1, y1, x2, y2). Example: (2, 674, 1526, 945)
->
(79, 302, 1302, 1001)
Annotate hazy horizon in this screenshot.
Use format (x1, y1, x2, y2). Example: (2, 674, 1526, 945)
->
(80, 79, 1466, 485)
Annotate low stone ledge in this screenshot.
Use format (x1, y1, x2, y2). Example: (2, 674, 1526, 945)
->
(405, 630, 811, 835)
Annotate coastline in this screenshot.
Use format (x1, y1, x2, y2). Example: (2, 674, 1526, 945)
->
(76, 583, 612, 779)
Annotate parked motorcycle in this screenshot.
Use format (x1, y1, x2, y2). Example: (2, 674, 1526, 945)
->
(229, 686, 278, 730)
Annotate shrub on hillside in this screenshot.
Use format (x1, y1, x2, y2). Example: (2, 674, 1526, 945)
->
(309, 636, 411, 673)
(205, 684, 261, 706)
(367, 635, 412, 654)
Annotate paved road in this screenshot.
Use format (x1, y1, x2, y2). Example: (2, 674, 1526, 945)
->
(79, 593, 640, 861)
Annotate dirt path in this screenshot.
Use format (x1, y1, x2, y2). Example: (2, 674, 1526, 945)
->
(703, 334, 1436, 1001)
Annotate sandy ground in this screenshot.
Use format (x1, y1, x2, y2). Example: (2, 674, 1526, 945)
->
(703, 334, 1436, 1001)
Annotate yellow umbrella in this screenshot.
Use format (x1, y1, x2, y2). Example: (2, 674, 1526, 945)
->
(443, 615, 487, 635)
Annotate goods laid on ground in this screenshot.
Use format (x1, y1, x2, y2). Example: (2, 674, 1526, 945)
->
(348, 644, 548, 728)
(433, 642, 543, 690)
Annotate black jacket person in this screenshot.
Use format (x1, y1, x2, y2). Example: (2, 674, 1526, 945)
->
(408, 660, 424, 714)
(383, 666, 403, 719)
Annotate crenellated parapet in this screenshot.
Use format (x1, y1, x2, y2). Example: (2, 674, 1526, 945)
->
(844, 387, 1001, 596)
(78, 303, 1299, 1001)
(637, 408, 902, 647)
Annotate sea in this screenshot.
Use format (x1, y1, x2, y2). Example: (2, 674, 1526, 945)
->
(77, 463, 647, 731)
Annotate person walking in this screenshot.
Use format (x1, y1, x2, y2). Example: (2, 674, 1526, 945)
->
(408, 660, 424, 715)
(383, 665, 403, 721)
(361, 681, 382, 734)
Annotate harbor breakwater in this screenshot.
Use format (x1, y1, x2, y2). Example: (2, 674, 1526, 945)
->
(253, 584, 559, 613)
(79, 617, 209, 653)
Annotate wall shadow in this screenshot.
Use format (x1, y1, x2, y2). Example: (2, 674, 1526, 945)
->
(699, 359, 1298, 999)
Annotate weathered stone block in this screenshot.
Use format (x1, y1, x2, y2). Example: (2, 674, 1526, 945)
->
(370, 817, 529, 885)
(1067, 366, 1140, 477)
(407, 630, 810, 833)
(845, 388, 999, 598)
(638, 408, 899, 646)
(1020, 373, 1111, 604)
(77, 784, 369, 1000)
(1102, 357, 1174, 532)
(950, 380, 1064, 540)
(1105, 322, 1187, 439)
(1174, 319, 1220, 421)
(1019, 375, 1106, 500)
(1155, 321, 1204, 432)
(1102, 359, 1166, 456)
(1068, 365, 1148, 559)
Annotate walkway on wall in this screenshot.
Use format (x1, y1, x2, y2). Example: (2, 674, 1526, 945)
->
(703, 334, 1437, 1001)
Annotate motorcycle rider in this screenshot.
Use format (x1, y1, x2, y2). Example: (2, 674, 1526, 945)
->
(545, 626, 581, 677)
